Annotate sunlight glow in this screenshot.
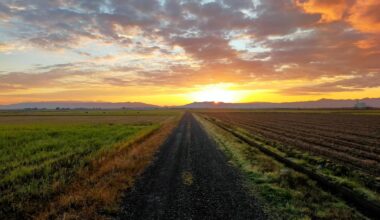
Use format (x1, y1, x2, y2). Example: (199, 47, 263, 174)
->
(189, 84, 239, 103)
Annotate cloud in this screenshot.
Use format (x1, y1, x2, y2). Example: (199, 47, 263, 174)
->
(282, 73, 380, 95)
(0, 42, 27, 52)
(173, 36, 236, 61)
(252, 0, 320, 36)
(295, 0, 380, 33)
(348, 0, 380, 33)
(0, 0, 379, 100)
(0, 42, 12, 52)
(0, 69, 90, 88)
(295, 0, 348, 22)
(0, 2, 11, 19)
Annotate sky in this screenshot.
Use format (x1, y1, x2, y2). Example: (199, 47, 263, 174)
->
(0, 0, 379, 105)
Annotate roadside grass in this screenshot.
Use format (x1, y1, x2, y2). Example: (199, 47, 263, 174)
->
(0, 111, 180, 219)
(36, 115, 180, 219)
(195, 114, 367, 220)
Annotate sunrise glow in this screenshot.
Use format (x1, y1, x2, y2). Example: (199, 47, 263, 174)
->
(0, 0, 379, 105)
(189, 84, 239, 103)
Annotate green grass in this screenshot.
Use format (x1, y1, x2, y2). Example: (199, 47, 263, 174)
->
(0, 109, 179, 116)
(0, 111, 176, 217)
(1, 124, 146, 183)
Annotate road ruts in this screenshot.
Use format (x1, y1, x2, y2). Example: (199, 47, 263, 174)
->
(116, 112, 265, 220)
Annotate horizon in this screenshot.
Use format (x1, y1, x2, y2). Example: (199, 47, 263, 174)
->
(1, 97, 380, 108)
(1, 0, 380, 105)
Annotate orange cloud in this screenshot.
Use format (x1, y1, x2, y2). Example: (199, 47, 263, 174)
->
(0, 42, 15, 52)
(355, 38, 378, 49)
(295, 0, 347, 22)
(348, 0, 380, 33)
(296, 0, 380, 33)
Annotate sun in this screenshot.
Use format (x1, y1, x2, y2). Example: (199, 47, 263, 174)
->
(189, 84, 238, 103)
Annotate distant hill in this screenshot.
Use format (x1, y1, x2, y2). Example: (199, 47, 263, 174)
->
(2, 98, 380, 110)
(0, 101, 159, 110)
(180, 98, 380, 109)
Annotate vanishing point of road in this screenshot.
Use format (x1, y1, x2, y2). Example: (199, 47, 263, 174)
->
(117, 112, 265, 219)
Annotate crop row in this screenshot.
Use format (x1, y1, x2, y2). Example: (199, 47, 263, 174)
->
(204, 112, 380, 176)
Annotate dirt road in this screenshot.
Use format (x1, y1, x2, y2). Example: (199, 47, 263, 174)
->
(117, 112, 265, 219)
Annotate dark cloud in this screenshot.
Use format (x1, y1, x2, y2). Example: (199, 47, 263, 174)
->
(34, 63, 78, 70)
(281, 73, 380, 95)
(0, 2, 11, 19)
(0, 68, 93, 89)
(173, 36, 236, 61)
(103, 77, 133, 86)
(251, 0, 320, 37)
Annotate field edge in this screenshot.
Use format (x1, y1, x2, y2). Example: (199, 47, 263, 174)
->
(34, 114, 182, 220)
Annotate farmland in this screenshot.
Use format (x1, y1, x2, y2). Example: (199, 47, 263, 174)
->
(0, 110, 180, 219)
(199, 110, 380, 218)
(1, 109, 379, 219)
(202, 111, 380, 175)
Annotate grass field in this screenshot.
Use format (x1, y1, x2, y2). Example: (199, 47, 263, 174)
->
(0, 109, 178, 116)
(0, 110, 181, 219)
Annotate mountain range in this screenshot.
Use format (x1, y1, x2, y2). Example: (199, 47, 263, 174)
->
(1, 98, 380, 110)
(0, 101, 159, 110)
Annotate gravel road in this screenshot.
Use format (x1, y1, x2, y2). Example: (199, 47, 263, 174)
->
(117, 112, 265, 219)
